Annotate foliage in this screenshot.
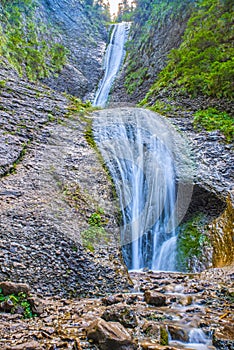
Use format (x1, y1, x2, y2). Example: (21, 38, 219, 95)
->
(0, 0, 68, 80)
(84, 0, 111, 23)
(124, 0, 193, 94)
(81, 208, 108, 251)
(176, 215, 209, 272)
(67, 96, 95, 116)
(193, 108, 234, 142)
(144, 0, 234, 100)
(0, 289, 36, 319)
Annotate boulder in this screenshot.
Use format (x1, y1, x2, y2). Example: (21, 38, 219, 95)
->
(167, 324, 189, 342)
(102, 304, 138, 328)
(144, 290, 167, 306)
(0, 281, 30, 296)
(86, 318, 137, 350)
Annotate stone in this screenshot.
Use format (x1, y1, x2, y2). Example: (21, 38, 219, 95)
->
(213, 325, 234, 350)
(102, 304, 138, 328)
(0, 281, 30, 296)
(167, 324, 189, 343)
(86, 318, 136, 350)
(144, 290, 167, 307)
(142, 321, 160, 340)
(102, 294, 123, 306)
(5, 340, 41, 349)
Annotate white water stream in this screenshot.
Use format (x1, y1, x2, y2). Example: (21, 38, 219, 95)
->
(93, 22, 129, 107)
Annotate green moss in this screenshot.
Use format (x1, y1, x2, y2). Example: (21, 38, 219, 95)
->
(81, 208, 109, 251)
(176, 215, 210, 272)
(193, 107, 234, 142)
(160, 326, 169, 346)
(0, 80, 6, 88)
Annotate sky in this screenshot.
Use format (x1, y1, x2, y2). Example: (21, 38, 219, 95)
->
(109, 0, 120, 16)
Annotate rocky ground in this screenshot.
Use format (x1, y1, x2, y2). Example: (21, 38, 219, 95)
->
(0, 269, 233, 349)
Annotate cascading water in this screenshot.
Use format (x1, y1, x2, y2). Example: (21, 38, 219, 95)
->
(93, 109, 193, 271)
(92, 23, 193, 272)
(93, 22, 129, 107)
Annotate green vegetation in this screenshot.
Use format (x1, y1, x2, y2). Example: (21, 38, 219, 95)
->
(0, 0, 68, 80)
(176, 215, 210, 272)
(67, 96, 95, 117)
(81, 208, 108, 251)
(160, 327, 169, 346)
(193, 108, 234, 142)
(124, 0, 193, 95)
(0, 289, 36, 319)
(144, 0, 233, 100)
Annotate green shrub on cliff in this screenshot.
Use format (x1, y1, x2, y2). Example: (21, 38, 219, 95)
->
(0, 0, 68, 80)
(144, 0, 234, 100)
(193, 108, 234, 142)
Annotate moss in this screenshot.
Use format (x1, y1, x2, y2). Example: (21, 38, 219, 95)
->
(160, 326, 169, 346)
(176, 215, 210, 272)
(0, 0, 68, 81)
(0, 289, 37, 319)
(0, 79, 6, 88)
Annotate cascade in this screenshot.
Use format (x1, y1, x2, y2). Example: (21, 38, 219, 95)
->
(93, 109, 193, 271)
(93, 23, 193, 271)
(93, 22, 129, 107)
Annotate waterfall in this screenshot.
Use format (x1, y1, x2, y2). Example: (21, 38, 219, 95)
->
(93, 22, 129, 107)
(93, 109, 193, 271)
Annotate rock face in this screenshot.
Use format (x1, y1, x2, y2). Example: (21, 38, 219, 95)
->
(110, 3, 192, 104)
(0, 61, 131, 297)
(38, 0, 107, 99)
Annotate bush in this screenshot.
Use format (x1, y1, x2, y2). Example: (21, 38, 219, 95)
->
(193, 108, 234, 142)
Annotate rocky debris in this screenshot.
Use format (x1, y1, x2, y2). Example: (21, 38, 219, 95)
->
(144, 290, 167, 307)
(0, 271, 233, 349)
(86, 318, 137, 350)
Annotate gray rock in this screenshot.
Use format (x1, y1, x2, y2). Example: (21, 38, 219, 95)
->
(86, 318, 137, 350)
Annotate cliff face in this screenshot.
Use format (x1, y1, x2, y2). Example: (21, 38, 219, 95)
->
(0, 62, 130, 296)
(39, 0, 107, 100)
(0, 0, 108, 100)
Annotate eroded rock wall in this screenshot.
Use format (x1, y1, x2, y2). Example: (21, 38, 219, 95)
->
(0, 61, 131, 297)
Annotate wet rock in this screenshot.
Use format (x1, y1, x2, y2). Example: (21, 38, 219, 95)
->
(178, 295, 193, 306)
(213, 325, 234, 350)
(167, 324, 189, 342)
(144, 290, 167, 307)
(0, 281, 30, 296)
(102, 294, 123, 306)
(86, 318, 137, 350)
(102, 304, 138, 328)
(142, 321, 160, 340)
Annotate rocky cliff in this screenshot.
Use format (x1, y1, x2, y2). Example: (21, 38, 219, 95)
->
(39, 0, 108, 100)
(0, 59, 131, 297)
